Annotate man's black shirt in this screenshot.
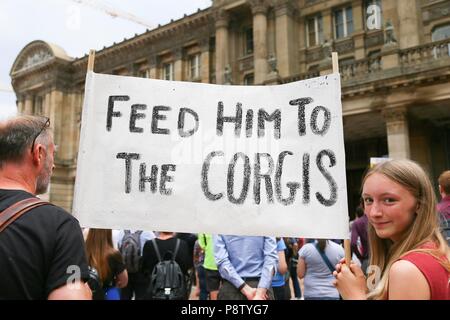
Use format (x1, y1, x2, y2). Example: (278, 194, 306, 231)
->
(0, 189, 89, 299)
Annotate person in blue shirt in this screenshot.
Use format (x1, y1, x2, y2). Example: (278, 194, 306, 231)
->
(271, 238, 289, 300)
(214, 235, 278, 300)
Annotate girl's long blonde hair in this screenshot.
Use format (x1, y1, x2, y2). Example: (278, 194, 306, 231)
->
(85, 229, 116, 284)
(363, 159, 450, 300)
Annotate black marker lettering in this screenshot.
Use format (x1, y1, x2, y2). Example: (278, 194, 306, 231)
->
(160, 164, 176, 195)
(275, 151, 300, 206)
(201, 151, 224, 201)
(129, 104, 146, 133)
(245, 109, 254, 138)
(289, 97, 313, 136)
(216, 102, 242, 137)
(178, 107, 199, 138)
(315, 149, 338, 207)
(310, 106, 331, 136)
(227, 152, 250, 204)
(116, 152, 140, 193)
(302, 153, 310, 204)
(151, 106, 171, 135)
(253, 153, 274, 204)
(139, 163, 158, 193)
(258, 109, 281, 139)
(107, 95, 129, 131)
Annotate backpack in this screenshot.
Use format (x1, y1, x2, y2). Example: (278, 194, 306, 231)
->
(87, 266, 104, 300)
(119, 230, 143, 273)
(440, 216, 450, 246)
(147, 238, 187, 300)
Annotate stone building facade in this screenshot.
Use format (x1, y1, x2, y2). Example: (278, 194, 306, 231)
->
(9, 0, 450, 215)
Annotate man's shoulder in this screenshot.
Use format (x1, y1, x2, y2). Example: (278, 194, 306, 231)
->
(0, 189, 79, 228)
(0, 189, 35, 211)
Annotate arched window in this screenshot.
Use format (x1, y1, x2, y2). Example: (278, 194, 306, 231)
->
(432, 24, 450, 58)
(432, 24, 450, 41)
(243, 74, 254, 85)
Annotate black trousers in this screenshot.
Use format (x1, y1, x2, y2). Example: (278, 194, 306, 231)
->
(120, 271, 148, 300)
(218, 279, 274, 300)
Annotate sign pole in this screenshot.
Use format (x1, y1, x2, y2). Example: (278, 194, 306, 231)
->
(332, 51, 352, 266)
(87, 49, 95, 72)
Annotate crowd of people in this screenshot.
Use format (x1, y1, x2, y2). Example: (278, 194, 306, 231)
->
(0, 115, 449, 300)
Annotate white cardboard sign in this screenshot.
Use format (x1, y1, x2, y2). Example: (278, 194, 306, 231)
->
(73, 72, 349, 238)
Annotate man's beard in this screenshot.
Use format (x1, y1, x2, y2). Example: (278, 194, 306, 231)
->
(35, 156, 52, 195)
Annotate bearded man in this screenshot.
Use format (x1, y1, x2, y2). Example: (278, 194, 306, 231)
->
(0, 115, 91, 299)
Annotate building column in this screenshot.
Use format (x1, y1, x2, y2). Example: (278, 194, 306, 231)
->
(322, 9, 333, 43)
(24, 95, 33, 114)
(274, 0, 297, 77)
(200, 38, 210, 83)
(352, 0, 365, 60)
(43, 91, 51, 116)
(47, 88, 73, 211)
(382, 107, 410, 159)
(215, 9, 229, 84)
(396, 0, 420, 49)
(250, 0, 270, 84)
(16, 96, 24, 114)
(148, 55, 158, 79)
(174, 48, 183, 81)
(298, 15, 307, 73)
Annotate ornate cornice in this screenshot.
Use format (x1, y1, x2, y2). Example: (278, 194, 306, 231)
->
(248, 0, 271, 15)
(274, 0, 297, 17)
(382, 106, 408, 123)
(214, 9, 230, 28)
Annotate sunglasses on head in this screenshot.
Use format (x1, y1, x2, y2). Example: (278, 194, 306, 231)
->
(30, 117, 50, 152)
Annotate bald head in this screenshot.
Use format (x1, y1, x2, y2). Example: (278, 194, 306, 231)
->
(0, 115, 52, 168)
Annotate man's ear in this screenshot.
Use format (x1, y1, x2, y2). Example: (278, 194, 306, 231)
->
(31, 144, 44, 165)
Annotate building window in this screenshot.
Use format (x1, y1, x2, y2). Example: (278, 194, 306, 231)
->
(33, 96, 43, 115)
(432, 24, 450, 58)
(306, 15, 324, 47)
(244, 74, 254, 85)
(365, 0, 382, 30)
(189, 54, 201, 80)
(432, 24, 450, 42)
(334, 7, 353, 39)
(163, 63, 174, 81)
(244, 27, 254, 55)
(138, 69, 150, 78)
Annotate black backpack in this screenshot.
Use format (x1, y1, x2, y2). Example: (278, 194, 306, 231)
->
(147, 238, 187, 300)
(119, 230, 143, 273)
(87, 266, 104, 300)
(440, 216, 450, 246)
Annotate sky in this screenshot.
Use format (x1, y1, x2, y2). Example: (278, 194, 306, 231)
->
(0, 0, 212, 120)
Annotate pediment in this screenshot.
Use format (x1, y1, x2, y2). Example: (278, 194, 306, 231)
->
(11, 40, 72, 75)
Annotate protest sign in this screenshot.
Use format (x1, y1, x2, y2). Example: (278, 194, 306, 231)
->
(73, 70, 349, 238)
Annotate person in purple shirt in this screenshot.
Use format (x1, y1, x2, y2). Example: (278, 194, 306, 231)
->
(438, 170, 450, 219)
(214, 235, 278, 300)
(350, 206, 369, 273)
(438, 170, 450, 244)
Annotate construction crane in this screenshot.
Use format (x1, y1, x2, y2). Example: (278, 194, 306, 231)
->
(69, 0, 154, 29)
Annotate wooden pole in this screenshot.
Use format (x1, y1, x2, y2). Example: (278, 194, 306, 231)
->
(87, 50, 95, 72)
(332, 51, 339, 74)
(331, 51, 352, 266)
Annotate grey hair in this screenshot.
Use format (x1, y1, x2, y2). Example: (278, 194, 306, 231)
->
(0, 115, 52, 168)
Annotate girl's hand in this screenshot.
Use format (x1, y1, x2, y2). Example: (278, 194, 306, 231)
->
(333, 262, 367, 300)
